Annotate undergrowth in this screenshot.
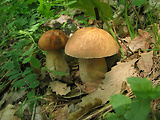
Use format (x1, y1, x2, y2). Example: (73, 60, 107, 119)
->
(0, 0, 67, 112)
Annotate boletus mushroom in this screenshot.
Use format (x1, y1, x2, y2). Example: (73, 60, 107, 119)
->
(38, 30, 69, 79)
(65, 27, 120, 83)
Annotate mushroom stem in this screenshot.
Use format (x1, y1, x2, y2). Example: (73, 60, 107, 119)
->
(46, 50, 70, 79)
(79, 58, 107, 83)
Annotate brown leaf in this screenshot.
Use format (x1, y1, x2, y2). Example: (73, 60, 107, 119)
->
(0, 104, 21, 120)
(53, 105, 70, 120)
(129, 29, 151, 52)
(49, 81, 71, 95)
(137, 51, 153, 74)
(80, 79, 104, 93)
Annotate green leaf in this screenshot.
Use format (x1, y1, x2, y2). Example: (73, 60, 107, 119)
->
(26, 0, 35, 4)
(93, 0, 113, 19)
(29, 80, 39, 88)
(24, 73, 37, 84)
(22, 67, 34, 76)
(29, 100, 36, 112)
(104, 113, 117, 120)
(22, 44, 35, 57)
(132, 0, 148, 6)
(110, 94, 131, 116)
(13, 39, 31, 49)
(20, 87, 29, 92)
(2, 62, 15, 70)
(149, 85, 160, 99)
(29, 23, 40, 32)
(23, 57, 31, 64)
(124, 98, 151, 120)
(9, 73, 22, 80)
(42, 67, 69, 75)
(27, 90, 35, 99)
(13, 79, 27, 88)
(68, 0, 112, 19)
(7, 70, 20, 77)
(30, 56, 41, 68)
(127, 77, 153, 99)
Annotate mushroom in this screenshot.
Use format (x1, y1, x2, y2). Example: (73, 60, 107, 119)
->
(65, 27, 120, 83)
(38, 30, 70, 79)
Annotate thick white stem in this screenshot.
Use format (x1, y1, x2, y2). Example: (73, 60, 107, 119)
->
(46, 50, 70, 79)
(79, 58, 107, 83)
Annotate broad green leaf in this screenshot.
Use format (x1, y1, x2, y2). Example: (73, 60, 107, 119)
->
(22, 67, 34, 76)
(65, 0, 77, 6)
(13, 39, 31, 49)
(13, 79, 27, 88)
(7, 70, 20, 77)
(11, 51, 21, 70)
(29, 23, 40, 32)
(119, 0, 125, 6)
(93, 0, 113, 19)
(2, 62, 14, 70)
(15, 17, 28, 26)
(110, 94, 131, 116)
(68, 0, 112, 19)
(20, 87, 29, 92)
(23, 57, 31, 64)
(42, 67, 69, 75)
(9, 73, 22, 80)
(26, 0, 36, 4)
(149, 85, 160, 99)
(127, 77, 153, 99)
(104, 113, 117, 120)
(124, 98, 151, 120)
(132, 0, 148, 6)
(30, 56, 41, 68)
(24, 73, 37, 84)
(29, 13, 39, 25)
(22, 44, 35, 57)
(29, 80, 39, 88)
(27, 90, 35, 99)
(29, 100, 36, 112)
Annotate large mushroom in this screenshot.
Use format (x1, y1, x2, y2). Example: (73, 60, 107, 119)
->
(38, 30, 70, 79)
(65, 27, 120, 83)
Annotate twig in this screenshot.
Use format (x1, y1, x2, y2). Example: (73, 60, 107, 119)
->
(31, 99, 37, 120)
(31, 89, 39, 120)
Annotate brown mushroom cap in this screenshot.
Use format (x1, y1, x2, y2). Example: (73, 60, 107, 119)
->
(65, 27, 120, 59)
(38, 30, 68, 51)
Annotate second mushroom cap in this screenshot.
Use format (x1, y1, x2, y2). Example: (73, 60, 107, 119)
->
(38, 29, 68, 51)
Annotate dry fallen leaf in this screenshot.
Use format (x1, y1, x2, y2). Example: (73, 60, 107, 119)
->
(137, 51, 153, 76)
(52, 105, 70, 120)
(49, 81, 71, 95)
(0, 104, 21, 120)
(129, 29, 151, 52)
(35, 106, 48, 120)
(0, 91, 26, 108)
(44, 15, 71, 28)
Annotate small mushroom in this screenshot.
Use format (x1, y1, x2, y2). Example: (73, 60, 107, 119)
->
(38, 30, 70, 79)
(65, 27, 120, 83)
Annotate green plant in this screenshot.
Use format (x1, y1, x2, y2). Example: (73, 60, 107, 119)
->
(146, 7, 160, 49)
(1, 31, 41, 112)
(102, 77, 160, 120)
(0, 0, 71, 114)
